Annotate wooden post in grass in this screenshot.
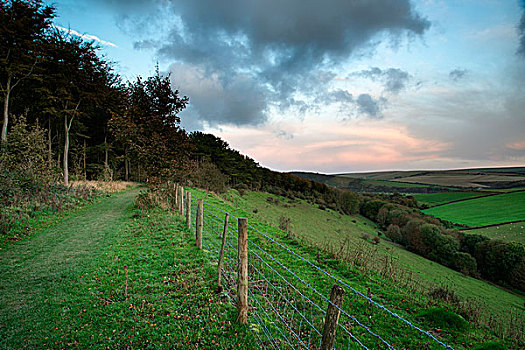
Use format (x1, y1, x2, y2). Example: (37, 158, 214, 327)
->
(185, 192, 191, 230)
(217, 213, 230, 292)
(237, 218, 248, 325)
(320, 284, 345, 350)
(174, 183, 179, 208)
(196, 199, 203, 249)
(178, 186, 184, 215)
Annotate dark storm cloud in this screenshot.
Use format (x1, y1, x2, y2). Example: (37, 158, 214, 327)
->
(353, 67, 411, 94)
(449, 68, 468, 82)
(518, 12, 525, 57)
(99, 0, 429, 127)
(356, 94, 385, 119)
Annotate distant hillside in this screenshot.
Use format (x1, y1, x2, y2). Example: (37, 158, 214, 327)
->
(292, 167, 525, 193)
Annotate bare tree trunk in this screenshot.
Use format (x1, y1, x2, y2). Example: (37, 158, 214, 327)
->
(63, 114, 69, 186)
(83, 138, 87, 180)
(48, 118, 53, 165)
(124, 148, 129, 181)
(1, 73, 12, 148)
(63, 101, 79, 186)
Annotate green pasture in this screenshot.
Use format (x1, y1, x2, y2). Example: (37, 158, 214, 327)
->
(413, 192, 487, 207)
(423, 191, 525, 227)
(464, 223, 525, 244)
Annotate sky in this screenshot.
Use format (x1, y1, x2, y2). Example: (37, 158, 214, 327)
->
(47, 0, 525, 174)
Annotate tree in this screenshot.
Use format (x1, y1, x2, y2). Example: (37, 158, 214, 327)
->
(110, 69, 190, 182)
(0, 0, 54, 147)
(41, 30, 116, 185)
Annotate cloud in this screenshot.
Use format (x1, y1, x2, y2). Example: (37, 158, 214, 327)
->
(169, 63, 270, 130)
(518, 12, 525, 56)
(52, 24, 117, 47)
(98, 0, 429, 127)
(356, 94, 385, 119)
(449, 69, 468, 82)
(352, 67, 411, 94)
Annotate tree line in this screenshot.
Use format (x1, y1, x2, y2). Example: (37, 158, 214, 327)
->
(359, 195, 524, 292)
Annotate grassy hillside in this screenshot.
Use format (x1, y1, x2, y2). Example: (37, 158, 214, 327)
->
(219, 189, 524, 320)
(423, 191, 525, 227)
(463, 223, 525, 244)
(190, 188, 523, 348)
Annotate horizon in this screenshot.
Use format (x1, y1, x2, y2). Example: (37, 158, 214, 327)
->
(46, 0, 525, 174)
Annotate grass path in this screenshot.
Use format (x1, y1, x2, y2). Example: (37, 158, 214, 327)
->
(0, 188, 255, 349)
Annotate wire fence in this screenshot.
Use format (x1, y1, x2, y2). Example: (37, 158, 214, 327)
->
(185, 191, 455, 350)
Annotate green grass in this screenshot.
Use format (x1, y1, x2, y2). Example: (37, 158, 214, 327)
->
(463, 223, 525, 244)
(215, 190, 525, 319)
(0, 188, 255, 349)
(190, 188, 523, 349)
(413, 192, 487, 207)
(423, 191, 525, 227)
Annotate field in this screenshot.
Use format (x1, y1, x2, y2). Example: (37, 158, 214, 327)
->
(463, 223, 525, 244)
(393, 174, 525, 188)
(423, 191, 525, 227)
(220, 189, 525, 319)
(413, 191, 488, 207)
(337, 167, 525, 191)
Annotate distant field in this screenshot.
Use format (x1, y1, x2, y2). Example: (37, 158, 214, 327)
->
(221, 189, 525, 318)
(423, 191, 525, 227)
(393, 174, 525, 188)
(363, 179, 429, 188)
(464, 223, 525, 244)
(413, 191, 487, 207)
(339, 171, 423, 181)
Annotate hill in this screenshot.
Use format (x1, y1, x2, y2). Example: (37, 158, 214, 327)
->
(293, 167, 525, 193)
(187, 186, 524, 349)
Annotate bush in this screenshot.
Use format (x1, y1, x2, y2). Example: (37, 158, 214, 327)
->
(278, 216, 291, 234)
(385, 224, 403, 244)
(417, 307, 468, 332)
(461, 233, 489, 256)
(475, 240, 525, 289)
(473, 342, 505, 350)
(0, 116, 54, 207)
(450, 252, 478, 276)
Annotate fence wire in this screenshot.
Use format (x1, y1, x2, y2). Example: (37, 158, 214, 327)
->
(185, 193, 455, 350)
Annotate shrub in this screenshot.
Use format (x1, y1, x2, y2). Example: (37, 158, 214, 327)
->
(450, 252, 478, 276)
(417, 307, 468, 332)
(460, 233, 489, 256)
(428, 286, 460, 306)
(475, 240, 525, 290)
(278, 216, 291, 234)
(473, 342, 505, 350)
(385, 224, 403, 244)
(0, 116, 54, 207)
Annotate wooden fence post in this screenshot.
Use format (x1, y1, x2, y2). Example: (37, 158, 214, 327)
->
(196, 199, 203, 249)
(185, 192, 191, 230)
(237, 218, 248, 325)
(178, 187, 184, 215)
(320, 284, 345, 350)
(217, 213, 229, 292)
(174, 183, 179, 208)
